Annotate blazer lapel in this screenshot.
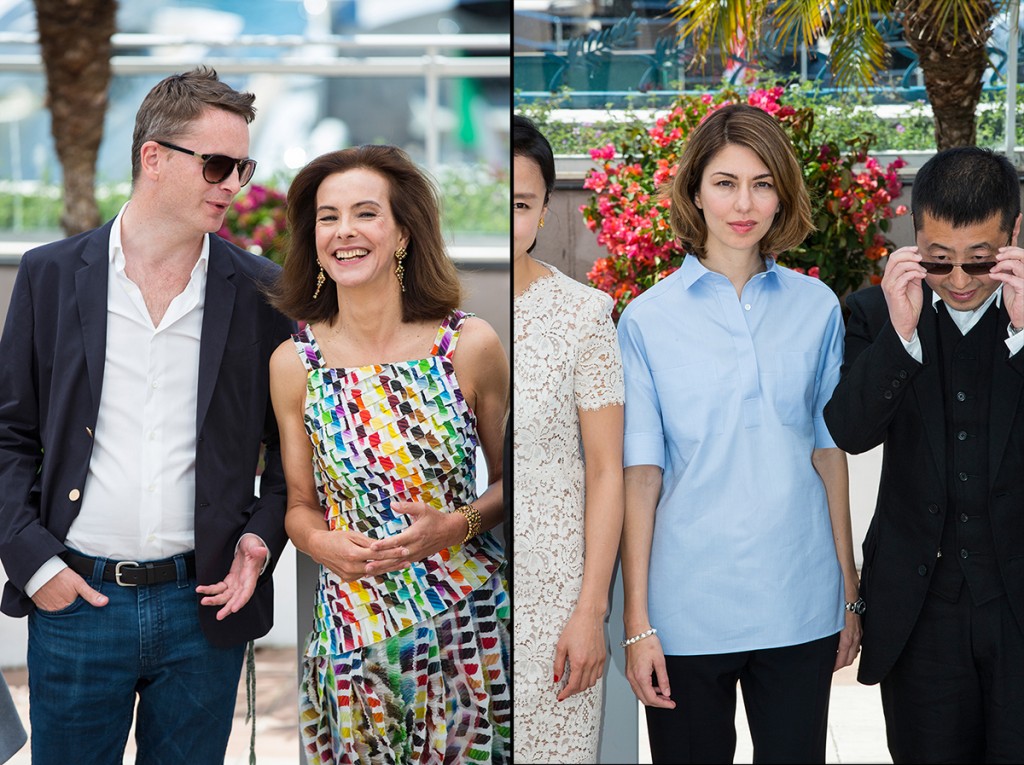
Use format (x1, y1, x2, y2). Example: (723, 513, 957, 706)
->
(74, 223, 114, 424)
(913, 293, 947, 480)
(989, 303, 1024, 485)
(196, 240, 236, 433)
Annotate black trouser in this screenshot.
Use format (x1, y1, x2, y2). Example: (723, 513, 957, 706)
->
(645, 632, 839, 764)
(881, 590, 1024, 763)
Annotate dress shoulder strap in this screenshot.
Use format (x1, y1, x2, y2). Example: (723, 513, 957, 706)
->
(292, 323, 325, 371)
(430, 309, 473, 360)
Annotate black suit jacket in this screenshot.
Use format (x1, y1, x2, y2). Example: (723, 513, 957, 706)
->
(0, 220, 294, 648)
(823, 285, 1024, 684)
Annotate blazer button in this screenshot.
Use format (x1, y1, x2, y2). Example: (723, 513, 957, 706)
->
(918, 564, 928, 576)
(898, 370, 908, 379)
(883, 390, 894, 400)
(68, 489, 81, 501)
(927, 504, 940, 514)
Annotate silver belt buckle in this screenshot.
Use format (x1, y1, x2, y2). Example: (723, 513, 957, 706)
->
(114, 560, 140, 586)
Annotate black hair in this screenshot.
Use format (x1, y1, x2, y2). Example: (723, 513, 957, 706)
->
(513, 114, 555, 204)
(912, 146, 1020, 236)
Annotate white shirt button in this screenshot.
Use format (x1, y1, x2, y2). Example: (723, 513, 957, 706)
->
(744, 304, 752, 311)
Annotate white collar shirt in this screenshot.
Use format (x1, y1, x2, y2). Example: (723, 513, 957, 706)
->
(64, 202, 209, 561)
(899, 287, 1024, 361)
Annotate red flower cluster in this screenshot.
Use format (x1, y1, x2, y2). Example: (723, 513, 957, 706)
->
(217, 184, 289, 266)
(581, 86, 908, 319)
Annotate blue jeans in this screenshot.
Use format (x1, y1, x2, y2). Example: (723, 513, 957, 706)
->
(27, 551, 245, 765)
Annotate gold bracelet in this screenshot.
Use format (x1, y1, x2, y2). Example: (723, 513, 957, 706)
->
(453, 504, 481, 544)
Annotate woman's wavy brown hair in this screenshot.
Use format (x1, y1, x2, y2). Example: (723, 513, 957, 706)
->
(269, 145, 460, 324)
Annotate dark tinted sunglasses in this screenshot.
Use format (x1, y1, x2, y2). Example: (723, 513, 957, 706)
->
(156, 140, 257, 186)
(920, 260, 996, 276)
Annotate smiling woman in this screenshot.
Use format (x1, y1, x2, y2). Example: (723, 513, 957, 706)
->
(266, 144, 511, 765)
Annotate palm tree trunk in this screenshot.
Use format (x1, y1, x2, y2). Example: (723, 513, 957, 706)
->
(897, 0, 996, 150)
(33, 0, 117, 235)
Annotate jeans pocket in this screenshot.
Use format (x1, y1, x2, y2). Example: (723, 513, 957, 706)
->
(35, 596, 86, 616)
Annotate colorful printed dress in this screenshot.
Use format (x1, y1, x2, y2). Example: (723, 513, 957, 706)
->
(293, 310, 510, 765)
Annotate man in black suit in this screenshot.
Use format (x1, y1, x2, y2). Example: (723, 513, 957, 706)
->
(0, 67, 292, 764)
(824, 146, 1024, 762)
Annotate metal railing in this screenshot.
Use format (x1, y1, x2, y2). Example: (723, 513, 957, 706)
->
(0, 31, 510, 172)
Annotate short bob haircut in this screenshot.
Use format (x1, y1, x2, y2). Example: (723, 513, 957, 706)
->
(666, 104, 813, 259)
(269, 145, 461, 325)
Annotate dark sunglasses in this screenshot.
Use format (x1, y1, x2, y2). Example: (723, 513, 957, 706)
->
(919, 260, 996, 276)
(156, 140, 257, 186)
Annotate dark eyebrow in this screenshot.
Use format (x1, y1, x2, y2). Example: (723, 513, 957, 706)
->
(927, 242, 996, 254)
(514, 192, 539, 200)
(315, 201, 382, 214)
(710, 171, 774, 180)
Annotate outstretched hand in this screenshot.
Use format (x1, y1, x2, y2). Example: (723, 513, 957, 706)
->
(196, 533, 268, 621)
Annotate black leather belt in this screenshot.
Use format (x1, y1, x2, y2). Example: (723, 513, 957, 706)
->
(63, 550, 196, 587)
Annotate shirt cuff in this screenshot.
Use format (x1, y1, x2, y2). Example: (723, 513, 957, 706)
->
(898, 328, 923, 363)
(24, 556, 67, 598)
(235, 533, 271, 575)
(1006, 323, 1024, 356)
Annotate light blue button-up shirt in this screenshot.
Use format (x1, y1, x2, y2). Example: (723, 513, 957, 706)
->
(619, 254, 846, 655)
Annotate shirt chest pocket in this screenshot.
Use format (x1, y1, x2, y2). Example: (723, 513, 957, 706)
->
(771, 351, 818, 427)
(650, 361, 725, 443)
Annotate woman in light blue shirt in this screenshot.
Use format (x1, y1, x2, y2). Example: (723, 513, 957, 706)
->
(618, 104, 862, 763)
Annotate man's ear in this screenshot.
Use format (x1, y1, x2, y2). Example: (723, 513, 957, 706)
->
(1012, 212, 1022, 245)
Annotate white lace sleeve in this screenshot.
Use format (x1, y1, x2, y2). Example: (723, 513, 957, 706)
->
(574, 291, 625, 411)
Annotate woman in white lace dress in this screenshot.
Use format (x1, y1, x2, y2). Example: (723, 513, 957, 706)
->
(512, 115, 625, 763)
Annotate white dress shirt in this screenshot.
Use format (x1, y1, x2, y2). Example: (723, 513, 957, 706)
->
(27, 204, 208, 595)
(899, 288, 1024, 361)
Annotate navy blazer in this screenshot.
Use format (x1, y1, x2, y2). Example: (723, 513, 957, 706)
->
(823, 285, 1024, 685)
(0, 220, 294, 648)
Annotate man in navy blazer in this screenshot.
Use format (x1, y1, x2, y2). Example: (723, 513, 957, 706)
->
(0, 67, 292, 763)
(824, 147, 1024, 762)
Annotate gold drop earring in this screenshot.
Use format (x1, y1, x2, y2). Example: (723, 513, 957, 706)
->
(538, 217, 545, 228)
(312, 264, 325, 299)
(394, 246, 407, 292)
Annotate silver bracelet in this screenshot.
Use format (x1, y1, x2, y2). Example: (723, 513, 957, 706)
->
(620, 627, 657, 648)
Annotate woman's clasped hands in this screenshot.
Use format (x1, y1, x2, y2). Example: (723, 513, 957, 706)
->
(311, 500, 466, 581)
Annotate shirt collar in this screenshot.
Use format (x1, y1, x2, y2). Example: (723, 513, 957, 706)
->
(680, 252, 777, 289)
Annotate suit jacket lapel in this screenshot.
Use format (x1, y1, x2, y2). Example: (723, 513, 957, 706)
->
(197, 240, 236, 433)
(75, 222, 114, 424)
(989, 303, 1024, 485)
(913, 292, 946, 480)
